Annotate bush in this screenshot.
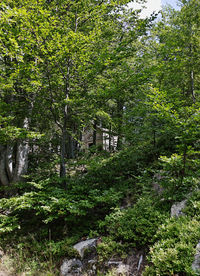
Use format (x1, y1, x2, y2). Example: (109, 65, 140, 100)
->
(184, 190, 200, 219)
(144, 216, 200, 275)
(99, 197, 167, 248)
(96, 237, 126, 262)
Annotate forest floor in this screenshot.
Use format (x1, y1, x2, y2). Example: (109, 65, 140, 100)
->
(0, 270, 10, 276)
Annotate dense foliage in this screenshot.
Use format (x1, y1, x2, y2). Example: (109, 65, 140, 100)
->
(0, 0, 199, 275)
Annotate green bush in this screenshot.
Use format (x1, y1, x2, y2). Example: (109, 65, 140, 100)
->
(99, 197, 167, 248)
(96, 237, 126, 262)
(157, 154, 200, 201)
(144, 216, 200, 275)
(184, 190, 200, 219)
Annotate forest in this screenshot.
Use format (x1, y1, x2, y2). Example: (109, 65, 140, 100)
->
(0, 0, 200, 275)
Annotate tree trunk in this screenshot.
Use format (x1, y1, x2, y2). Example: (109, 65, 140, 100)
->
(116, 100, 124, 150)
(0, 146, 9, 187)
(12, 117, 30, 184)
(93, 119, 97, 147)
(66, 130, 75, 159)
(59, 59, 71, 188)
(0, 115, 31, 193)
(109, 123, 112, 152)
(60, 125, 67, 181)
(6, 145, 13, 182)
(190, 70, 195, 103)
(12, 140, 29, 183)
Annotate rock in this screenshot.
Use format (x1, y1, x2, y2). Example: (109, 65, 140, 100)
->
(107, 261, 123, 266)
(73, 238, 97, 258)
(192, 241, 200, 274)
(60, 258, 83, 276)
(171, 199, 187, 217)
(116, 263, 130, 275)
(107, 261, 130, 276)
(152, 172, 164, 195)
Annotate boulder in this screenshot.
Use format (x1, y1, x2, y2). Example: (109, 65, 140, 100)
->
(73, 238, 97, 258)
(192, 241, 200, 274)
(171, 199, 187, 217)
(60, 258, 83, 276)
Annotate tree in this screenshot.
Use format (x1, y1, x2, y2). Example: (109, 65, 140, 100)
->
(1, 0, 142, 190)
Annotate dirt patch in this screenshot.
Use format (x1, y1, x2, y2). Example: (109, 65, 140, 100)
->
(0, 270, 12, 276)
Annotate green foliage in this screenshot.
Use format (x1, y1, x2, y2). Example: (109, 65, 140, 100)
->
(154, 153, 200, 201)
(0, 146, 154, 240)
(144, 216, 200, 275)
(99, 197, 168, 248)
(0, 0, 199, 274)
(0, 233, 79, 275)
(184, 190, 200, 219)
(97, 237, 126, 262)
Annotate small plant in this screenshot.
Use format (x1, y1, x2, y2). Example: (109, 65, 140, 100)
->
(96, 236, 126, 262)
(157, 154, 199, 201)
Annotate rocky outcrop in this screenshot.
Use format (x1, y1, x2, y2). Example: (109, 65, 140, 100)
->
(60, 238, 146, 276)
(73, 238, 97, 258)
(60, 239, 98, 276)
(192, 241, 200, 274)
(60, 258, 83, 276)
(171, 199, 187, 217)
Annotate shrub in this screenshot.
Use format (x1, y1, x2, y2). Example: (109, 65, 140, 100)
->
(96, 237, 126, 262)
(184, 190, 200, 219)
(144, 216, 200, 275)
(99, 197, 167, 248)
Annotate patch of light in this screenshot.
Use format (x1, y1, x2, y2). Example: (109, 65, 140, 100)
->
(128, 0, 162, 18)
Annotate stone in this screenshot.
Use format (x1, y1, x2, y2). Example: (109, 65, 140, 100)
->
(73, 238, 97, 258)
(107, 261, 130, 275)
(171, 199, 187, 217)
(192, 242, 200, 274)
(116, 263, 130, 275)
(60, 258, 83, 276)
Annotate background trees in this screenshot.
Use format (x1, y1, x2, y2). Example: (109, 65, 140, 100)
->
(0, 1, 199, 274)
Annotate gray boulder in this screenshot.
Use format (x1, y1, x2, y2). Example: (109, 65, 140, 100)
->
(192, 242, 200, 274)
(171, 199, 187, 217)
(60, 258, 82, 276)
(73, 238, 97, 258)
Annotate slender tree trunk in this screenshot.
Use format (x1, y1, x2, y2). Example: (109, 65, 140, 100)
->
(189, 37, 195, 102)
(116, 100, 124, 150)
(66, 129, 75, 159)
(190, 70, 195, 103)
(12, 117, 30, 184)
(59, 60, 71, 188)
(6, 145, 13, 182)
(93, 119, 97, 147)
(12, 140, 29, 183)
(109, 123, 112, 152)
(60, 125, 67, 180)
(0, 146, 9, 187)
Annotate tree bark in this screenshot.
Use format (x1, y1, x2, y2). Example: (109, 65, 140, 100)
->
(59, 59, 71, 188)
(0, 146, 9, 187)
(116, 100, 124, 150)
(6, 145, 13, 182)
(60, 126, 67, 181)
(93, 119, 97, 147)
